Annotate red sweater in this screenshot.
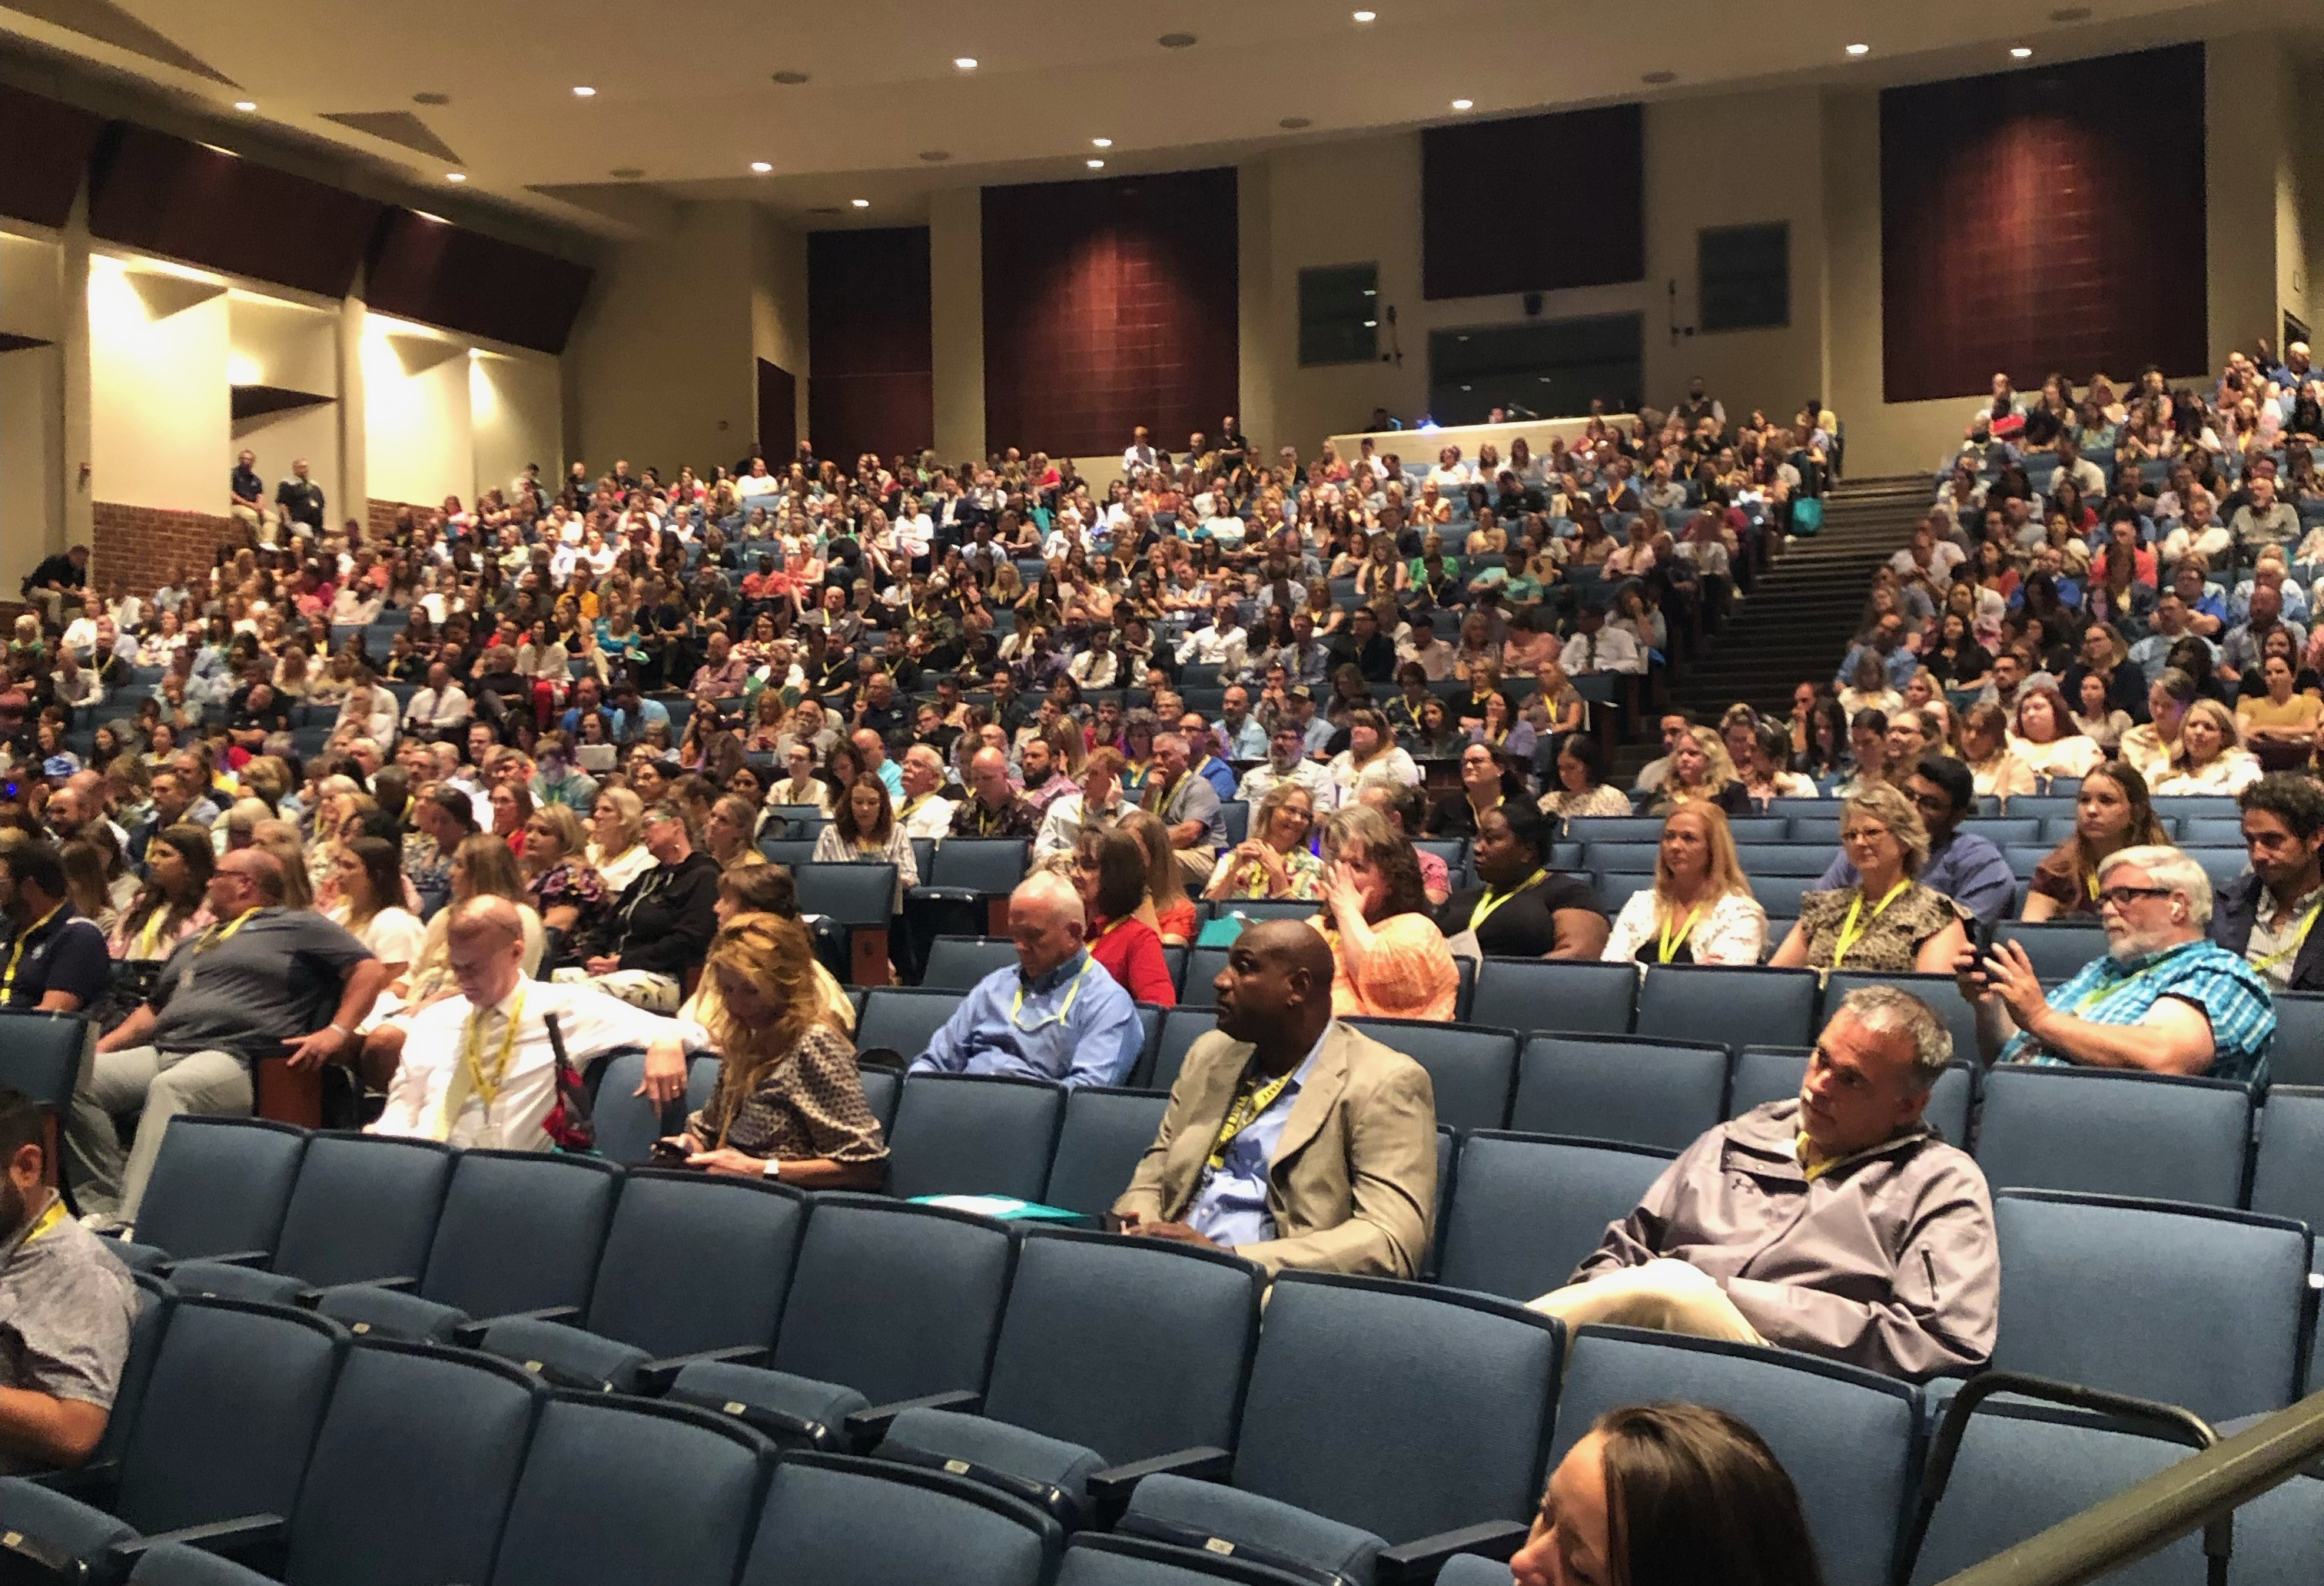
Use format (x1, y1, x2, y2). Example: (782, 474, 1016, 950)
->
(1088, 915, 1177, 1007)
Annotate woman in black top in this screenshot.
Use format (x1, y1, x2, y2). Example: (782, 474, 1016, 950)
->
(1434, 801, 1609, 960)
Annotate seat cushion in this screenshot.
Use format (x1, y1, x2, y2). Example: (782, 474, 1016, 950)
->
(164, 1261, 309, 1307)
(477, 1316, 653, 1393)
(106, 1239, 170, 1273)
(0, 1476, 138, 1568)
(662, 1360, 869, 1450)
(313, 1284, 469, 1343)
(880, 1405, 1107, 1508)
(1121, 1473, 1385, 1586)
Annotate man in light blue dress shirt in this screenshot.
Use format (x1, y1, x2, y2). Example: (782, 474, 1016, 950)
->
(908, 874, 1144, 1089)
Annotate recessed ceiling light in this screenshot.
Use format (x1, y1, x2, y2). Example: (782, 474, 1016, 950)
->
(573, 85, 596, 97)
(1641, 71, 1675, 85)
(851, 197, 870, 208)
(954, 56, 978, 70)
(771, 70, 811, 85)
(1280, 115, 1313, 129)
(750, 161, 773, 174)
(1845, 43, 1870, 56)
(1158, 32, 1197, 48)
(413, 211, 449, 224)
(1353, 9, 1376, 20)
(198, 141, 239, 158)
(1087, 158, 1105, 169)
(233, 99, 257, 111)
(1450, 98, 1474, 111)
(1091, 137, 1112, 148)
(446, 171, 466, 183)
(2010, 45, 2033, 58)
(918, 149, 952, 161)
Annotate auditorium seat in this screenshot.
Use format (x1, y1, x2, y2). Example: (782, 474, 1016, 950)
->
(738, 1452, 1061, 1586)
(1106, 1273, 1561, 1583)
(166, 1130, 454, 1302)
(0, 1009, 89, 1178)
(1817, 970, 1983, 1076)
(125, 1542, 273, 1585)
(661, 1195, 1014, 1452)
(1508, 1034, 1728, 1151)
(1043, 1088, 1171, 1219)
(1467, 957, 1635, 1036)
(1344, 1018, 1518, 1133)
(1141, 1005, 1218, 1093)
(856, 987, 964, 1060)
(1974, 1067, 2252, 1206)
(1055, 1533, 1333, 1586)
(109, 1117, 308, 1272)
(1727, 1047, 1977, 1147)
(1178, 947, 1232, 1005)
(1633, 964, 1818, 1051)
(590, 1048, 683, 1166)
(792, 862, 898, 985)
(908, 839, 1034, 941)
(873, 1229, 1261, 1520)
(1991, 1190, 2312, 1424)
(1551, 1326, 1918, 1586)
(920, 935, 1024, 990)
(885, 1073, 1067, 1202)
(2251, 1088, 2324, 1276)
(2269, 994, 2324, 1087)
(471, 1171, 808, 1393)
(1435, 1133, 1675, 1303)
(1994, 921, 2110, 983)
(313, 1150, 622, 1343)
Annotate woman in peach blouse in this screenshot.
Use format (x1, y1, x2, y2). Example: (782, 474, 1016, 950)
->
(1312, 805, 1459, 1022)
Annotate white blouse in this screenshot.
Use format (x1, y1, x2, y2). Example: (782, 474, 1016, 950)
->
(2150, 751, 2263, 797)
(1602, 888, 1769, 966)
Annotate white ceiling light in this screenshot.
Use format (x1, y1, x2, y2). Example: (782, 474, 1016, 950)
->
(2010, 45, 2033, 58)
(413, 211, 449, 224)
(1450, 98, 1474, 111)
(573, 85, 596, 97)
(1086, 158, 1105, 168)
(851, 197, 870, 207)
(233, 99, 257, 111)
(1845, 43, 1870, 56)
(750, 161, 773, 173)
(1091, 137, 1112, 148)
(954, 56, 978, 69)
(1353, 9, 1376, 20)
(446, 171, 467, 182)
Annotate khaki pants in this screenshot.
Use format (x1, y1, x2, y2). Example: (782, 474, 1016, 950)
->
(230, 503, 280, 546)
(1174, 846, 1218, 884)
(67, 1044, 253, 1223)
(551, 966, 682, 1014)
(1529, 1259, 1767, 1349)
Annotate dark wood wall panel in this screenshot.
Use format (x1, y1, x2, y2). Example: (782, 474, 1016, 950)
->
(756, 358, 798, 460)
(807, 227, 933, 463)
(0, 85, 106, 227)
(1880, 43, 2206, 403)
(367, 211, 593, 354)
(982, 168, 1238, 460)
(1423, 106, 1642, 300)
(88, 124, 381, 297)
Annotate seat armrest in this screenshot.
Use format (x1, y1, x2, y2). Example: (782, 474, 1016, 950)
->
(1376, 1521, 1532, 1585)
(450, 1306, 582, 1348)
(1084, 1445, 1233, 1519)
(25, 1458, 119, 1501)
(842, 1389, 984, 1450)
(631, 1345, 771, 1398)
(158, 1249, 271, 1273)
(319, 1274, 417, 1294)
(106, 1514, 288, 1571)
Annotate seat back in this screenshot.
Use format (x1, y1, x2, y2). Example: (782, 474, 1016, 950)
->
(1233, 1274, 1561, 1545)
(886, 1074, 1067, 1202)
(857, 988, 965, 1060)
(1634, 965, 1818, 1050)
(772, 1195, 1017, 1406)
(1144, 1006, 1221, 1094)
(928, 839, 1034, 894)
(1993, 920, 2110, 982)
(286, 1340, 546, 1586)
(112, 1297, 348, 1537)
(1726, 1048, 1977, 1147)
(1993, 1190, 2312, 1422)
(1976, 1067, 2252, 1206)
(1819, 971, 1982, 1078)
(420, 1150, 623, 1319)
(2271, 994, 2324, 1087)
(0, 1009, 87, 1107)
(739, 1452, 1060, 1586)
(1177, 947, 1233, 1005)
(1344, 1019, 1517, 1133)
(858, 1067, 903, 1133)
(921, 937, 1023, 990)
(1552, 1326, 1918, 1586)
(793, 861, 897, 927)
(590, 1048, 674, 1166)
(489, 1395, 769, 1586)
(1043, 1088, 1172, 1219)
(1054, 1534, 1338, 1586)
(1435, 1133, 1675, 1302)
(270, 1132, 455, 1288)
(1509, 1034, 1727, 1151)
(2251, 1087, 2324, 1272)
(134, 1116, 308, 1261)
(586, 1171, 808, 1357)
(983, 1229, 1262, 1465)
(1468, 957, 1635, 1035)
(95, 1275, 174, 1469)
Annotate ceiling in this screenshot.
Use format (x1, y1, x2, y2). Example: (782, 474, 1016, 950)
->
(2, 0, 2311, 241)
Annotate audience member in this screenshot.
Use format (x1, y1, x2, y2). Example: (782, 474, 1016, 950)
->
(1071, 825, 1177, 1005)
(2020, 762, 2168, 921)
(1813, 755, 2014, 927)
(1439, 801, 1609, 960)
(1601, 805, 1768, 964)
(560, 800, 719, 1011)
(1314, 805, 1459, 1019)
(1770, 785, 1972, 973)
(1204, 779, 1325, 902)
(2213, 773, 2324, 990)
(0, 839, 112, 1014)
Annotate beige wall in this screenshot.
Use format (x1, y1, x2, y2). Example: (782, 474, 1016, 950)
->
(750, 208, 808, 451)
(86, 254, 231, 511)
(227, 292, 343, 524)
(1, 229, 68, 591)
(2207, 35, 2290, 367)
(928, 187, 986, 462)
(470, 350, 563, 506)
(361, 318, 471, 506)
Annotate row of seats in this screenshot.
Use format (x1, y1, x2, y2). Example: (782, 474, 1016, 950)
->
(45, 1158, 2322, 1586)
(1562, 808, 2250, 845)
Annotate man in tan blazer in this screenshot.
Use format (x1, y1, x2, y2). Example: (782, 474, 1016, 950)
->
(1113, 920, 1438, 1279)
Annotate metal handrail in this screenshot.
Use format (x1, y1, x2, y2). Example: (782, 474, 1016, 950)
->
(1934, 1387, 2324, 1586)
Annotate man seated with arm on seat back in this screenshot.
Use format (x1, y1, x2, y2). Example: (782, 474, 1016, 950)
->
(1964, 844, 2276, 1085)
(1808, 755, 2017, 929)
(1114, 921, 1437, 1279)
(371, 898, 703, 1150)
(2211, 772, 2324, 994)
(907, 873, 1144, 1089)
(64, 848, 387, 1230)
(1, 1087, 137, 1475)
(0, 838, 113, 1014)
(1529, 987, 1997, 1382)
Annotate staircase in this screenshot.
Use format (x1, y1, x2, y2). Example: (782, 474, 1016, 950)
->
(1618, 474, 1931, 776)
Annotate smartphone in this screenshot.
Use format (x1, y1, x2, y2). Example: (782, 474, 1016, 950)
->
(647, 1138, 691, 1166)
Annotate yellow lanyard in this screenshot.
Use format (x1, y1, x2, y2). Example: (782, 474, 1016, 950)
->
(1009, 959, 1091, 1032)
(1469, 868, 1550, 934)
(2072, 955, 2175, 1016)
(134, 905, 181, 961)
(20, 1196, 67, 1246)
(898, 794, 930, 822)
(2252, 900, 2323, 976)
(2, 906, 62, 998)
(453, 987, 527, 1123)
(1656, 905, 1703, 964)
(1150, 771, 1186, 814)
(1206, 1067, 1299, 1171)
(194, 907, 262, 954)
(1831, 881, 1911, 967)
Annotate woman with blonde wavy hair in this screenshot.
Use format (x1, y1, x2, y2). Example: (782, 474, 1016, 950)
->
(669, 913, 889, 1185)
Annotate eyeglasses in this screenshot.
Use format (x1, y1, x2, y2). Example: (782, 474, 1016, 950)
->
(2097, 884, 2173, 909)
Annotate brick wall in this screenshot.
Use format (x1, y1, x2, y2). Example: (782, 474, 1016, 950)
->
(367, 499, 436, 539)
(91, 502, 238, 598)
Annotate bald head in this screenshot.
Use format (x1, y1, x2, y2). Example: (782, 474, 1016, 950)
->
(1008, 871, 1088, 980)
(1213, 920, 1336, 1056)
(446, 895, 526, 1007)
(214, 844, 287, 906)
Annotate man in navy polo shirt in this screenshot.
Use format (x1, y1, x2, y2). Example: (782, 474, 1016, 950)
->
(0, 841, 111, 1015)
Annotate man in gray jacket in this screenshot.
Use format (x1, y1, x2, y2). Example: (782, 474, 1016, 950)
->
(1530, 985, 1997, 1381)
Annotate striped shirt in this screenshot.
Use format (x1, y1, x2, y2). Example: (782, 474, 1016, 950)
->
(2003, 938, 2275, 1087)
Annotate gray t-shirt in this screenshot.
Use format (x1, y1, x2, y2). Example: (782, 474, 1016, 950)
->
(147, 907, 374, 1065)
(1, 1199, 139, 1475)
(1161, 771, 1227, 848)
